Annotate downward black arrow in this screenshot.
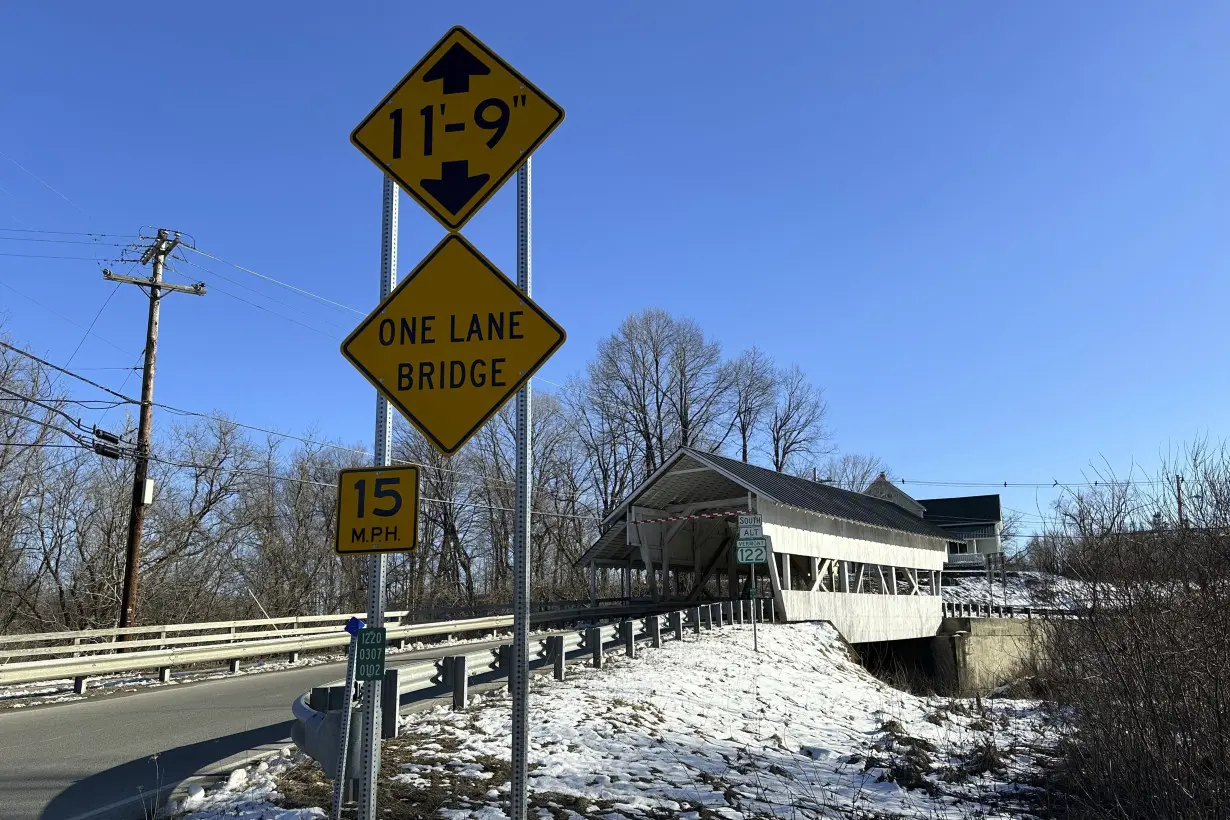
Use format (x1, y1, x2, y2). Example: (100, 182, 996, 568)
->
(423, 42, 490, 94)
(421, 161, 489, 215)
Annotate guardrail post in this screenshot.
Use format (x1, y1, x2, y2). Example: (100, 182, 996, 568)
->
(381, 668, 400, 738)
(228, 659, 241, 673)
(736, 600, 744, 625)
(691, 607, 701, 635)
(74, 676, 88, 694)
(498, 644, 513, 689)
(710, 603, 721, 628)
(649, 617, 662, 649)
(158, 667, 171, 684)
(287, 652, 300, 664)
(548, 636, 566, 681)
(452, 656, 468, 711)
(588, 627, 603, 669)
(670, 611, 683, 641)
(702, 606, 712, 631)
(623, 620, 635, 658)
(1027, 607, 1033, 621)
(310, 687, 329, 711)
(769, 597, 776, 622)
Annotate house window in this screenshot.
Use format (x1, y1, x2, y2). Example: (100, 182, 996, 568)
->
(947, 541, 968, 555)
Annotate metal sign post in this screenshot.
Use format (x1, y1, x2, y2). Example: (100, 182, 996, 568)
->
(751, 564, 758, 653)
(358, 175, 398, 820)
(508, 158, 532, 820)
(345, 28, 565, 820)
(333, 616, 365, 820)
(737, 517, 765, 655)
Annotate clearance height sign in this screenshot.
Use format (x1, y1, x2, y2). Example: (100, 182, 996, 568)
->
(341, 234, 566, 456)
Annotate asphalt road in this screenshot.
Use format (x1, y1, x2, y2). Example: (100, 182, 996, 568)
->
(0, 646, 480, 820)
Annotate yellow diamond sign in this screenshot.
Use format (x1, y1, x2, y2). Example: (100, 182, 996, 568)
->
(350, 26, 565, 231)
(341, 234, 566, 456)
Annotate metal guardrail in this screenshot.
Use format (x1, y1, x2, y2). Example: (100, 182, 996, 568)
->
(941, 601, 1079, 619)
(290, 599, 764, 779)
(0, 599, 705, 688)
(0, 598, 631, 656)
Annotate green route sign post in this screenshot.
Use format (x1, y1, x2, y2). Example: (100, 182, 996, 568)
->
(355, 628, 387, 682)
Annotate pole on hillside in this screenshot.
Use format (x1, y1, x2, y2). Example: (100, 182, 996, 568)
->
(108, 230, 205, 630)
(1177, 473, 1185, 527)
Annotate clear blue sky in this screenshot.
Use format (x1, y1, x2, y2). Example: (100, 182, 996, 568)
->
(2, 2, 1227, 532)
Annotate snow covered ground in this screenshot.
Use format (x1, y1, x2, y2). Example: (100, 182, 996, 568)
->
(942, 571, 1090, 609)
(180, 622, 1060, 819)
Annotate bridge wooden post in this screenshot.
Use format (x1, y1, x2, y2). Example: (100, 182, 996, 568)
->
(670, 611, 683, 641)
(623, 620, 635, 658)
(649, 617, 662, 648)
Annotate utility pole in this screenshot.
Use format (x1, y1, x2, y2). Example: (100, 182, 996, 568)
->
(1176, 473, 1185, 528)
(106, 229, 205, 629)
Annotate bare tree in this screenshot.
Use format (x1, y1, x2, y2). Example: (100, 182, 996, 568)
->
(820, 453, 892, 491)
(727, 347, 777, 463)
(666, 318, 732, 451)
(766, 365, 830, 472)
(591, 308, 675, 476)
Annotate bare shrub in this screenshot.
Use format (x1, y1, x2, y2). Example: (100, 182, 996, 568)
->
(1039, 439, 1230, 819)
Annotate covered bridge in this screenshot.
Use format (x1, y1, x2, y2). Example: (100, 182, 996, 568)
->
(578, 448, 954, 643)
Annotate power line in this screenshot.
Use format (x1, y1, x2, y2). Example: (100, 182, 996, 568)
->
(897, 477, 1166, 489)
(172, 253, 350, 334)
(0, 228, 124, 238)
(0, 280, 136, 358)
(182, 245, 364, 315)
(0, 406, 90, 446)
(1, 441, 92, 451)
(0, 149, 88, 215)
(0, 339, 138, 402)
(0, 251, 113, 260)
(0, 236, 132, 247)
(60, 282, 123, 372)
(145, 453, 599, 521)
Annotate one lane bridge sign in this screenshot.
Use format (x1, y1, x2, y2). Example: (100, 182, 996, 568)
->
(340, 234, 566, 456)
(350, 26, 565, 231)
(335, 465, 420, 554)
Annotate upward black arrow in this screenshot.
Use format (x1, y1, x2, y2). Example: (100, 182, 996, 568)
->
(421, 161, 489, 215)
(422, 42, 490, 94)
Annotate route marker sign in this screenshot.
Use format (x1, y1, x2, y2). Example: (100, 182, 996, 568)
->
(355, 627, 387, 682)
(736, 537, 768, 564)
(737, 514, 763, 540)
(350, 26, 565, 231)
(335, 465, 420, 554)
(340, 234, 566, 456)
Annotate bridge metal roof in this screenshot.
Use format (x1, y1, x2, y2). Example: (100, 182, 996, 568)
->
(581, 447, 955, 567)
